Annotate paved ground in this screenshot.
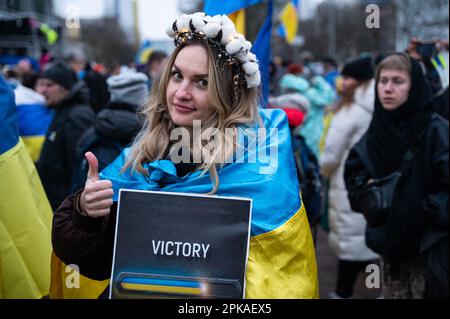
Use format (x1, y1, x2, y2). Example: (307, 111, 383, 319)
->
(315, 226, 382, 299)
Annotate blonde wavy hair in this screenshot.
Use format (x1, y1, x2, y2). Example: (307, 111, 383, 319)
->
(123, 39, 261, 194)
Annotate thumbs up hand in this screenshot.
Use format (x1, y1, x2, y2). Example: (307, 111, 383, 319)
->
(80, 152, 114, 218)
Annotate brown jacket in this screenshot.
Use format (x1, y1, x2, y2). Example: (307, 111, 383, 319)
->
(52, 189, 117, 280)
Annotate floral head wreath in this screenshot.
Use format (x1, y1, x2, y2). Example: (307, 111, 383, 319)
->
(166, 12, 261, 89)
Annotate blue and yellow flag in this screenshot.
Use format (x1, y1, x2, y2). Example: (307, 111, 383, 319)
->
(204, 0, 273, 108)
(135, 40, 154, 66)
(14, 85, 54, 162)
(100, 108, 319, 298)
(277, 0, 300, 44)
(0, 75, 53, 298)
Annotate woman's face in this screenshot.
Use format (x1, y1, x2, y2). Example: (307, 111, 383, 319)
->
(166, 45, 214, 128)
(340, 75, 359, 95)
(377, 68, 411, 110)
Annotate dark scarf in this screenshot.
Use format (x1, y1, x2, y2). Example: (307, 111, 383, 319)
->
(366, 55, 434, 177)
(365, 55, 435, 276)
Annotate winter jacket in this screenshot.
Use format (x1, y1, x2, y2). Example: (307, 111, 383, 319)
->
(297, 76, 336, 158)
(36, 82, 95, 210)
(276, 74, 335, 158)
(345, 113, 449, 298)
(320, 80, 378, 261)
(71, 102, 142, 192)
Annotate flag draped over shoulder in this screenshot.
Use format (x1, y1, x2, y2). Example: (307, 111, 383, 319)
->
(204, 0, 273, 108)
(277, 0, 300, 44)
(100, 108, 319, 298)
(0, 75, 52, 298)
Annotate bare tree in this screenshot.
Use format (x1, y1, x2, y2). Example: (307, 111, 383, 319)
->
(393, 0, 449, 50)
(81, 17, 136, 67)
(298, 0, 397, 63)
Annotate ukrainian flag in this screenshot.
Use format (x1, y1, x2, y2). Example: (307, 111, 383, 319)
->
(14, 85, 54, 162)
(0, 75, 52, 298)
(278, 0, 300, 44)
(101, 108, 319, 298)
(204, 0, 274, 107)
(204, 0, 264, 35)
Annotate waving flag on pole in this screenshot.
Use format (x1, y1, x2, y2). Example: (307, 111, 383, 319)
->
(278, 0, 300, 44)
(204, 0, 273, 107)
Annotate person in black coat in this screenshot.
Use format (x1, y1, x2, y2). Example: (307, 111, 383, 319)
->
(344, 53, 448, 299)
(37, 63, 95, 211)
(71, 69, 148, 192)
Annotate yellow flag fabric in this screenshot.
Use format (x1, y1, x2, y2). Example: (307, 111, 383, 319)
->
(22, 136, 46, 163)
(229, 9, 246, 35)
(49, 253, 109, 299)
(279, 2, 299, 44)
(0, 139, 52, 298)
(246, 203, 319, 298)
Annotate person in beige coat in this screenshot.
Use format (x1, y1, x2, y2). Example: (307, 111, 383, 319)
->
(320, 55, 379, 298)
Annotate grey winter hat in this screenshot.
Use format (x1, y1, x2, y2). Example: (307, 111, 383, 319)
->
(107, 69, 148, 106)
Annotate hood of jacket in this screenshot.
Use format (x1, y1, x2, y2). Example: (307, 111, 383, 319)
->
(95, 102, 142, 143)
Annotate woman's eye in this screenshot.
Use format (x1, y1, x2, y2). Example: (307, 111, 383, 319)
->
(171, 71, 182, 80)
(197, 79, 208, 88)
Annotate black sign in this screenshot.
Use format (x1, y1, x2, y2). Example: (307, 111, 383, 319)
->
(110, 189, 252, 299)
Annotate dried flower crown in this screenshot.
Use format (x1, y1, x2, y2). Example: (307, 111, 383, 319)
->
(166, 12, 261, 88)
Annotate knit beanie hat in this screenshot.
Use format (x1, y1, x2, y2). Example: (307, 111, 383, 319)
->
(42, 63, 78, 90)
(341, 54, 374, 81)
(107, 69, 148, 106)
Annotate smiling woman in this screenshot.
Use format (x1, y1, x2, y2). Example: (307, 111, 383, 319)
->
(52, 12, 319, 299)
(166, 45, 214, 128)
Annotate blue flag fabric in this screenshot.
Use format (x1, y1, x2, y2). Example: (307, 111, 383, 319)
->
(204, 0, 264, 15)
(252, 0, 273, 107)
(100, 108, 300, 237)
(204, 0, 273, 108)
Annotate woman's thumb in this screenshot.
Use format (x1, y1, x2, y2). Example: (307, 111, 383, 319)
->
(85, 151, 99, 181)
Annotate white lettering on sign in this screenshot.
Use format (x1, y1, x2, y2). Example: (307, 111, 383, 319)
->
(152, 240, 210, 258)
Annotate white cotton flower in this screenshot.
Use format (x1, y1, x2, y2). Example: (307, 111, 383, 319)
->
(243, 40, 252, 51)
(226, 39, 243, 55)
(176, 14, 191, 32)
(247, 52, 257, 62)
(243, 61, 259, 75)
(193, 12, 206, 18)
(203, 22, 222, 39)
(235, 51, 250, 63)
(211, 14, 222, 24)
(191, 15, 206, 32)
(236, 34, 245, 42)
(221, 14, 233, 26)
(221, 24, 237, 45)
(166, 24, 176, 38)
(245, 71, 261, 88)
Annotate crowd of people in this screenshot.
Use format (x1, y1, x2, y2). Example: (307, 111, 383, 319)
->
(1, 11, 448, 299)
